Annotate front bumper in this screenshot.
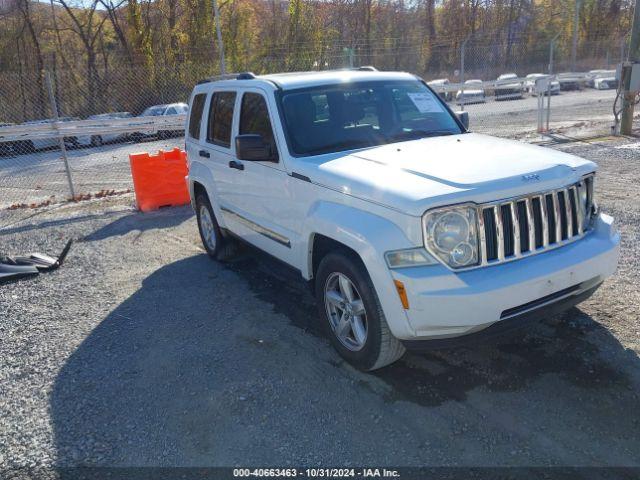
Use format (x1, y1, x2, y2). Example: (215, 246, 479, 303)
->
(389, 213, 620, 341)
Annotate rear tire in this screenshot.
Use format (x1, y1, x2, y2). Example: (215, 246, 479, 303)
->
(315, 252, 405, 371)
(196, 194, 223, 259)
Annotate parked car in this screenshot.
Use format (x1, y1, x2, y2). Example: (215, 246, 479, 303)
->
(525, 73, 560, 95)
(427, 78, 453, 101)
(131, 103, 188, 140)
(494, 73, 524, 100)
(557, 73, 583, 91)
(185, 69, 620, 371)
(0, 122, 16, 156)
(585, 69, 614, 88)
(456, 79, 486, 104)
(20, 118, 78, 152)
(593, 75, 618, 90)
(75, 112, 134, 147)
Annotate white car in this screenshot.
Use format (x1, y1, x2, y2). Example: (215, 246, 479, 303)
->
(132, 102, 188, 140)
(495, 73, 524, 100)
(456, 79, 486, 104)
(586, 69, 615, 88)
(185, 69, 619, 371)
(593, 76, 618, 90)
(427, 78, 453, 101)
(525, 73, 560, 95)
(20, 118, 78, 151)
(75, 112, 134, 147)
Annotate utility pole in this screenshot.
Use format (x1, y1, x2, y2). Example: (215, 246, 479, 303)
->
(620, 0, 639, 135)
(571, 0, 580, 71)
(213, 0, 226, 74)
(631, 0, 640, 62)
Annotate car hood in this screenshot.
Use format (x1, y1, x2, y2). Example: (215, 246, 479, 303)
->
(296, 133, 596, 216)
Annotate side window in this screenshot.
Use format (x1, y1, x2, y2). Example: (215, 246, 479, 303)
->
(239, 92, 277, 160)
(188, 94, 206, 140)
(207, 91, 236, 148)
(166, 107, 177, 115)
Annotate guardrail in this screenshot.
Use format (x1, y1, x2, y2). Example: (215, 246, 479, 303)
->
(0, 115, 187, 143)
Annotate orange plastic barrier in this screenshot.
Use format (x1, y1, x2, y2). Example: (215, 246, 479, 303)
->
(129, 148, 190, 212)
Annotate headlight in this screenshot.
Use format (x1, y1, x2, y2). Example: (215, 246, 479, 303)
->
(423, 205, 479, 269)
(385, 248, 437, 269)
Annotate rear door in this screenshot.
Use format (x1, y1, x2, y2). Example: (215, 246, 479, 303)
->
(198, 90, 241, 230)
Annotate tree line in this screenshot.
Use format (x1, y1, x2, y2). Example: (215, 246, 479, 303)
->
(0, 0, 634, 122)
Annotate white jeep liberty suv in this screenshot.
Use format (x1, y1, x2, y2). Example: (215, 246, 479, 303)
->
(185, 69, 620, 371)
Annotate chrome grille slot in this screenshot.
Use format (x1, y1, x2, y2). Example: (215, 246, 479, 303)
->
(516, 200, 529, 253)
(545, 194, 557, 244)
(531, 197, 544, 248)
(501, 204, 514, 257)
(568, 188, 579, 235)
(557, 190, 568, 240)
(476, 175, 594, 268)
(482, 208, 498, 261)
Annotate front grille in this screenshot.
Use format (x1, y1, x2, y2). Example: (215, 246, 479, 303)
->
(477, 175, 595, 267)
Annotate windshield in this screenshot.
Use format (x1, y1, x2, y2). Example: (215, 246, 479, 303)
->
(280, 80, 462, 156)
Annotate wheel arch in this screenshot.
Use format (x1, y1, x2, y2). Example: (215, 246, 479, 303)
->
(300, 201, 417, 339)
(188, 162, 227, 229)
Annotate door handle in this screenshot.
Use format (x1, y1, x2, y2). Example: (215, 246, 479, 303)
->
(199, 150, 210, 158)
(229, 160, 244, 171)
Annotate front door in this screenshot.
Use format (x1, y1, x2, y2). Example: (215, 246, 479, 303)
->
(221, 88, 298, 265)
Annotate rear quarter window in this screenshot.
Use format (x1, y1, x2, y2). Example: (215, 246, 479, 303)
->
(207, 91, 237, 148)
(188, 94, 206, 140)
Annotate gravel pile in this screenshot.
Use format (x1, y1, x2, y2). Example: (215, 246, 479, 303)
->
(0, 137, 639, 469)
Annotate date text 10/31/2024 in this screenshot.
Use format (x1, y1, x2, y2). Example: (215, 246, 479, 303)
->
(233, 468, 401, 478)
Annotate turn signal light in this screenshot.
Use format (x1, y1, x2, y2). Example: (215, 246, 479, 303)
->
(394, 280, 410, 310)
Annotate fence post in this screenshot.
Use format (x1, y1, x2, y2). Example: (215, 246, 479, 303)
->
(546, 80, 552, 132)
(548, 34, 560, 74)
(459, 37, 470, 112)
(460, 38, 468, 84)
(45, 71, 75, 199)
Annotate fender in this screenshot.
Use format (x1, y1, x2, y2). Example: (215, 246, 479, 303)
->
(300, 201, 418, 339)
(188, 160, 228, 229)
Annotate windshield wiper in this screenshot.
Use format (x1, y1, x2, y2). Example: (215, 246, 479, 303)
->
(303, 139, 371, 155)
(389, 129, 456, 141)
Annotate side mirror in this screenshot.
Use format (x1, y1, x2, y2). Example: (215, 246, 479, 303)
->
(456, 111, 469, 130)
(235, 134, 273, 161)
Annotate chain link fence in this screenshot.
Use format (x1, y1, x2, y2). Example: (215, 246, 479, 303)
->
(1, 38, 634, 228)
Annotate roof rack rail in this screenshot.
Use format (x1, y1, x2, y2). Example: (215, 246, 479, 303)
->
(196, 72, 257, 85)
(354, 66, 377, 71)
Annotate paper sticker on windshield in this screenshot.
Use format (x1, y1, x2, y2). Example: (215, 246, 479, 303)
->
(407, 93, 444, 113)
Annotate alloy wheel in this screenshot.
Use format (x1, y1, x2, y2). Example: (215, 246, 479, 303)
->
(199, 205, 217, 252)
(324, 272, 368, 351)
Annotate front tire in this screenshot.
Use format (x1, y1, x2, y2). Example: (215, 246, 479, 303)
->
(315, 252, 405, 371)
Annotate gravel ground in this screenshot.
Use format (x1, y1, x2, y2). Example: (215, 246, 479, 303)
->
(0, 135, 639, 469)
